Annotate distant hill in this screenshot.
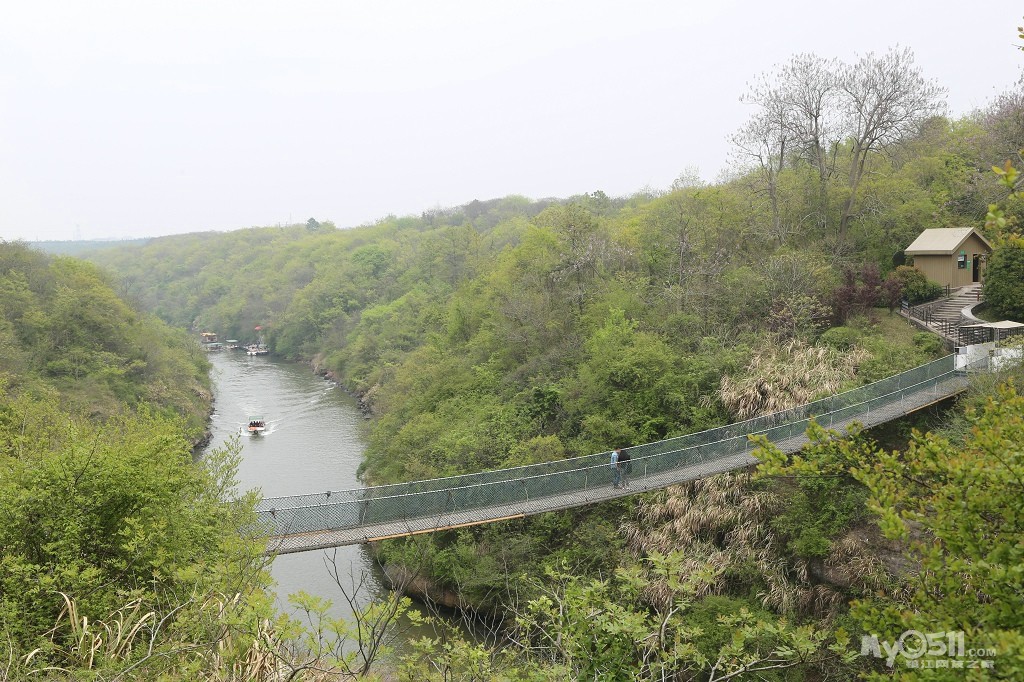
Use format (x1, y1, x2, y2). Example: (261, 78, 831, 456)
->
(26, 238, 151, 256)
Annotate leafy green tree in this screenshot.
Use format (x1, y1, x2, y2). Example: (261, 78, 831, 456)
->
(984, 238, 1024, 320)
(851, 384, 1024, 679)
(0, 394, 265, 663)
(539, 203, 605, 319)
(563, 309, 733, 449)
(512, 553, 853, 681)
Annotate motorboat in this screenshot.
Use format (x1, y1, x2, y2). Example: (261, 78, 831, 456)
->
(247, 416, 266, 434)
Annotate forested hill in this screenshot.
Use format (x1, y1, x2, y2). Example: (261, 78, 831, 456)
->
(0, 241, 211, 432)
(0, 240, 273, 680)
(29, 237, 151, 257)
(88, 79, 1020, 483)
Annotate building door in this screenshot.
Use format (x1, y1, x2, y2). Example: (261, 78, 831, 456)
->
(973, 255, 981, 283)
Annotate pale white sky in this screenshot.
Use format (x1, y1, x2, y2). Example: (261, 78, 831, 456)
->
(1, 1, 1021, 241)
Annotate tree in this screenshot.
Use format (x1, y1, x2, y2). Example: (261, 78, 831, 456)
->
(887, 264, 943, 305)
(779, 54, 842, 232)
(983, 23, 1024, 243)
(732, 78, 793, 243)
(838, 48, 947, 238)
(852, 384, 1024, 678)
(512, 554, 853, 681)
(274, 552, 426, 680)
(563, 309, 732, 447)
(637, 189, 699, 311)
(540, 203, 605, 319)
(978, 77, 1024, 169)
(0, 396, 267, 673)
(984, 238, 1024, 320)
(733, 54, 843, 240)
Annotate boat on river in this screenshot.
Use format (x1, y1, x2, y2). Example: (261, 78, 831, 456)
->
(247, 416, 266, 435)
(247, 325, 269, 355)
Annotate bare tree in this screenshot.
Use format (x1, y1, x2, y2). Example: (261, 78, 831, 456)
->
(837, 47, 947, 238)
(977, 75, 1024, 167)
(732, 54, 845, 243)
(732, 74, 793, 244)
(778, 54, 842, 232)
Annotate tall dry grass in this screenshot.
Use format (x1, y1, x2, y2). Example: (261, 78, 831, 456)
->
(621, 470, 895, 620)
(11, 591, 346, 682)
(718, 339, 869, 420)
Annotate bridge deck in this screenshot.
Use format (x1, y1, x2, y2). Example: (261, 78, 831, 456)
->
(261, 367, 968, 555)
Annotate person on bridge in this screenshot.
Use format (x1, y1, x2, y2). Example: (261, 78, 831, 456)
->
(610, 447, 622, 488)
(619, 447, 632, 488)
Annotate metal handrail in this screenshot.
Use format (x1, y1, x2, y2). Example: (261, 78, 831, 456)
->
(257, 355, 956, 511)
(259, 361, 965, 515)
(254, 356, 994, 551)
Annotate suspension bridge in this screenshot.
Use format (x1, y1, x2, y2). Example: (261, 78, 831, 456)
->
(257, 353, 987, 555)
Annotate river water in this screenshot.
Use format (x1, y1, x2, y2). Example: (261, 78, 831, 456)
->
(202, 351, 386, 616)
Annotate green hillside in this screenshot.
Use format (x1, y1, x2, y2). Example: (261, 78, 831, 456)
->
(0, 240, 280, 679)
(0, 241, 211, 431)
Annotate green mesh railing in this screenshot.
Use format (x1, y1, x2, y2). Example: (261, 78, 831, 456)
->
(256, 354, 975, 548)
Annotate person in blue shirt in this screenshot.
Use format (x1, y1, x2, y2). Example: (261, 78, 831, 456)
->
(610, 447, 622, 488)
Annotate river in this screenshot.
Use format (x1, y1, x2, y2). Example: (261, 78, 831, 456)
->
(202, 350, 386, 617)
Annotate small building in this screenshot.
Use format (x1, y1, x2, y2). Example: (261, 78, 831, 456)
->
(904, 227, 993, 288)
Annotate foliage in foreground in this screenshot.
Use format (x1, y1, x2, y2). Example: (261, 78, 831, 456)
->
(504, 553, 853, 681)
(754, 379, 1024, 679)
(0, 394, 274, 680)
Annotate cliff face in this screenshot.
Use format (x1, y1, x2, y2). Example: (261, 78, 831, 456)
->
(381, 563, 470, 611)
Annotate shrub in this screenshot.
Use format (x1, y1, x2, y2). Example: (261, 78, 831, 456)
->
(913, 332, 944, 355)
(832, 263, 903, 321)
(888, 265, 944, 305)
(766, 295, 832, 340)
(819, 326, 860, 350)
(770, 475, 868, 558)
